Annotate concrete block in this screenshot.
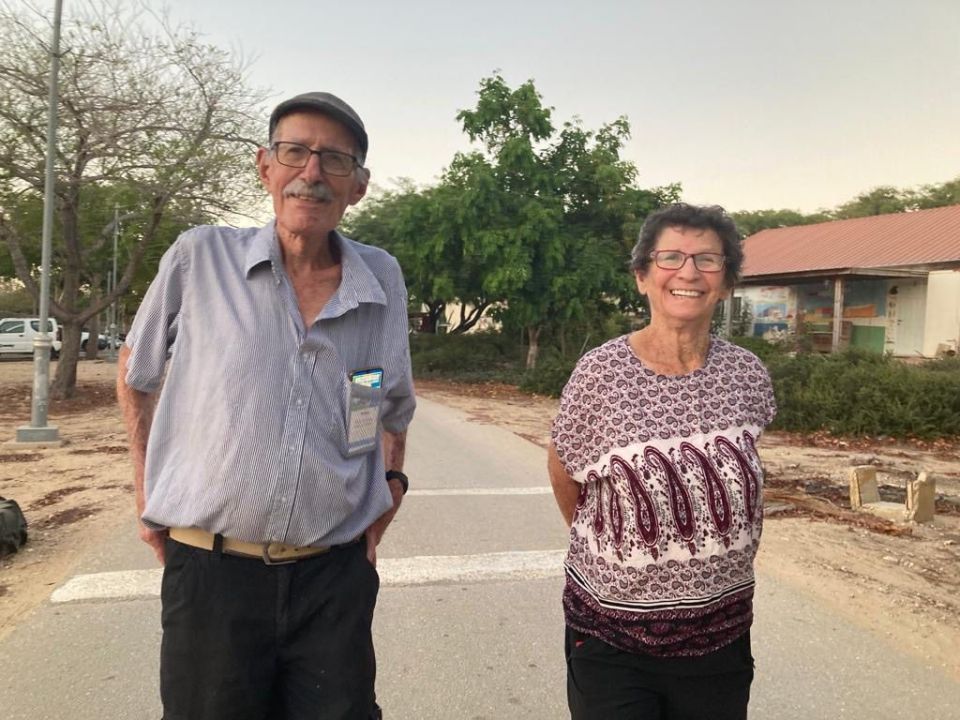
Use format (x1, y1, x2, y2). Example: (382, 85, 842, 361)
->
(860, 501, 907, 523)
(905, 472, 936, 523)
(849, 465, 879, 509)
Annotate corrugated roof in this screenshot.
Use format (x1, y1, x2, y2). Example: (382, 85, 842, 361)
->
(741, 204, 960, 278)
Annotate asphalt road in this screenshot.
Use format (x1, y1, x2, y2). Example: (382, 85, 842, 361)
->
(1, 396, 958, 719)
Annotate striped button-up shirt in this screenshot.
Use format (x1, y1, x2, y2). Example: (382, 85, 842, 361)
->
(124, 221, 416, 546)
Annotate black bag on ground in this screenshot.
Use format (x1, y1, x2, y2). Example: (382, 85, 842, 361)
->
(0, 496, 28, 557)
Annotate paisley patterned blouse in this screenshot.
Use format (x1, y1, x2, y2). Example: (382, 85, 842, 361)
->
(552, 335, 777, 657)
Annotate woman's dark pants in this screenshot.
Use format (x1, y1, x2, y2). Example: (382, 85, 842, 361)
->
(565, 627, 754, 720)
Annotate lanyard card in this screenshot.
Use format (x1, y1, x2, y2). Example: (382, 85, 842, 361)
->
(350, 367, 383, 389)
(346, 368, 384, 455)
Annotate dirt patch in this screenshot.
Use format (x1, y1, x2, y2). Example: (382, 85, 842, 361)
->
(27, 485, 87, 510)
(32, 505, 102, 530)
(69, 446, 128, 455)
(0, 359, 133, 641)
(0, 453, 42, 463)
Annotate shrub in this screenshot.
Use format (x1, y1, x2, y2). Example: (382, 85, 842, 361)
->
(729, 336, 780, 362)
(410, 331, 523, 381)
(518, 355, 578, 397)
(768, 350, 960, 438)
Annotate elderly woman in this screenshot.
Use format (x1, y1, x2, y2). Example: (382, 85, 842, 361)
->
(549, 203, 776, 720)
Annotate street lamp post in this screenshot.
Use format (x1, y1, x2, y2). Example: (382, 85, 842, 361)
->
(15, 0, 64, 445)
(108, 204, 120, 361)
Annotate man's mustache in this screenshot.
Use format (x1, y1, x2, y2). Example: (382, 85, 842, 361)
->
(283, 179, 333, 202)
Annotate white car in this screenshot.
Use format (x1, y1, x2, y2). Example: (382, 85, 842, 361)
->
(0, 317, 62, 357)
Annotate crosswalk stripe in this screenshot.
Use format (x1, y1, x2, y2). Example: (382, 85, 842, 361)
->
(409, 487, 553, 496)
(50, 549, 568, 604)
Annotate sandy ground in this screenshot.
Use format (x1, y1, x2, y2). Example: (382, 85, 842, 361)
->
(1, 363, 959, 682)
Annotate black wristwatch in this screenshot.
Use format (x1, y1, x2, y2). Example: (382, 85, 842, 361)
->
(385, 470, 408, 495)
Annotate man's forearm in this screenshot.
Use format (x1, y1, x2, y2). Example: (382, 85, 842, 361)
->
(365, 428, 408, 563)
(382, 429, 407, 472)
(116, 346, 156, 516)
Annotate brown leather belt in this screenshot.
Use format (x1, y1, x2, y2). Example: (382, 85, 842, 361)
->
(169, 527, 333, 565)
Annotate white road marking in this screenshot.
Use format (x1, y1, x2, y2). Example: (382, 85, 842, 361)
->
(50, 549, 568, 604)
(409, 487, 553, 496)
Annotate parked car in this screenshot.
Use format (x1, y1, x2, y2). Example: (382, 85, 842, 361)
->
(81, 331, 109, 351)
(0, 317, 62, 358)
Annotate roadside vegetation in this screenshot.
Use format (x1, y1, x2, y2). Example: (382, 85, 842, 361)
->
(412, 330, 960, 441)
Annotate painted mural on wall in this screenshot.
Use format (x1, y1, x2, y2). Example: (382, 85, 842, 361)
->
(845, 280, 888, 318)
(796, 279, 887, 325)
(750, 286, 794, 338)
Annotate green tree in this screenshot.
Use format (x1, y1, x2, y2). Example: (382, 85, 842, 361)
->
(352, 75, 677, 360)
(455, 74, 675, 367)
(833, 185, 914, 219)
(731, 208, 831, 236)
(915, 175, 960, 210)
(345, 179, 496, 334)
(348, 182, 443, 333)
(0, 1, 267, 397)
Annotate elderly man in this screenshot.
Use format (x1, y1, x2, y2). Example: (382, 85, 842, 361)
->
(117, 92, 415, 720)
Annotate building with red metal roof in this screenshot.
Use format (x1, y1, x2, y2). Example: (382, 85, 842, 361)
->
(733, 205, 960, 357)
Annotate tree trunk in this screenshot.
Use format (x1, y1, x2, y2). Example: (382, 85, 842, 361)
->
(424, 301, 445, 334)
(86, 293, 102, 360)
(525, 325, 541, 370)
(50, 321, 82, 399)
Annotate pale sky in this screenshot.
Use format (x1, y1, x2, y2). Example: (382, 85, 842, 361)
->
(98, 1, 960, 212)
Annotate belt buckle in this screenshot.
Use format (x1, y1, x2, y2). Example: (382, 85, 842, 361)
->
(261, 543, 297, 566)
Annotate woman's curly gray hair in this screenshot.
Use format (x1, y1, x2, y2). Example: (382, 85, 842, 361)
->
(630, 203, 743, 287)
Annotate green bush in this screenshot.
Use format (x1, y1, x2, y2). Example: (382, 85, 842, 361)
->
(924, 355, 960, 373)
(729, 336, 781, 362)
(410, 331, 523, 382)
(518, 355, 578, 397)
(768, 350, 960, 438)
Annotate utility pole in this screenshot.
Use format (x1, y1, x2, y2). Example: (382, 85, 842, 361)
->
(15, 0, 64, 445)
(109, 204, 119, 361)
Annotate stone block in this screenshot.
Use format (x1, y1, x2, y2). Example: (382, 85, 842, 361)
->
(849, 465, 879, 509)
(905, 472, 936, 523)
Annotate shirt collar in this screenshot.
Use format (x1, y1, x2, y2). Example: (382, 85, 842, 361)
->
(244, 221, 278, 278)
(331, 230, 387, 311)
(244, 220, 387, 311)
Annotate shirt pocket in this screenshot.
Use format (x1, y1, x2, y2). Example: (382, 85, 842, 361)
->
(344, 380, 384, 456)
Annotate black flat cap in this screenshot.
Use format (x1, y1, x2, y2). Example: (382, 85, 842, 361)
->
(268, 92, 368, 160)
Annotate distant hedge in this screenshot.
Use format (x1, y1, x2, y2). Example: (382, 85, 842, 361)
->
(410, 332, 523, 384)
(411, 333, 960, 439)
(765, 349, 960, 438)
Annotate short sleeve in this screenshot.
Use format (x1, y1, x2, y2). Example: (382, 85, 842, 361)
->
(124, 238, 185, 393)
(378, 261, 416, 433)
(551, 356, 602, 483)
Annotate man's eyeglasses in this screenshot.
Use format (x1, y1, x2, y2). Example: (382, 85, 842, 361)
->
(270, 141, 361, 176)
(649, 250, 726, 273)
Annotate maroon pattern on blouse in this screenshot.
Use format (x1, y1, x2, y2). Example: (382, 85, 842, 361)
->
(552, 335, 776, 656)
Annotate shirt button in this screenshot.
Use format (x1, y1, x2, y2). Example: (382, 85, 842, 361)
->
(296, 399, 303, 407)
(289, 445, 295, 453)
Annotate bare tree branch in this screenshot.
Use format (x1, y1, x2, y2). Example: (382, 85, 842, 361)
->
(0, 0, 270, 397)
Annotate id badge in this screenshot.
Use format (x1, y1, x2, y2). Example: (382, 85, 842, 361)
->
(346, 368, 384, 455)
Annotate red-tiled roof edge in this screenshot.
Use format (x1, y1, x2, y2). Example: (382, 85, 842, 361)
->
(741, 204, 960, 277)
